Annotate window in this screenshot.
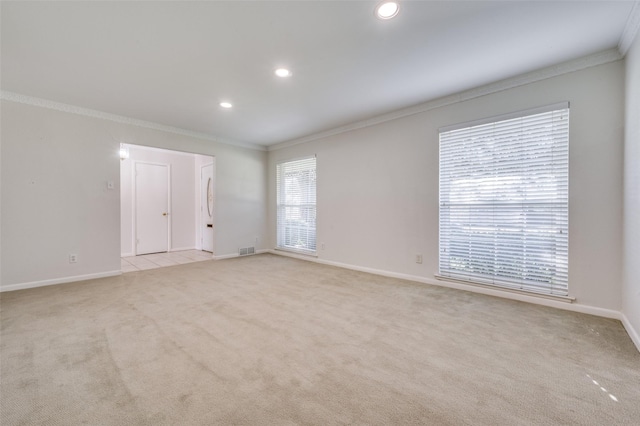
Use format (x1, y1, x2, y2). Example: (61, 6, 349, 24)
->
(438, 103, 569, 296)
(276, 156, 317, 254)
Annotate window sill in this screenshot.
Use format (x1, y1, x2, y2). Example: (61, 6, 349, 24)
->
(274, 247, 318, 258)
(434, 274, 575, 303)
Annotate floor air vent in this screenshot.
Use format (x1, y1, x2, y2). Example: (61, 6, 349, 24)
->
(239, 246, 255, 256)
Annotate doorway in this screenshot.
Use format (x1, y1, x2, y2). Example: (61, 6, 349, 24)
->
(120, 144, 215, 271)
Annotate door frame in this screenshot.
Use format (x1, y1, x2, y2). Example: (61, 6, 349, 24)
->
(200, 162, 215, 255)
(132, 160, 171, 256)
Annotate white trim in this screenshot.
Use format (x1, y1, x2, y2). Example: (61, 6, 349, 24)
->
(274, 247, 318, 258)
(268, 49, 622, 151)
(275, 153, 317, 166)
(200, 166, 205, 252)
(0, 270, 122, 293)
(267, 249, 625, 322)
(167, 164, 172, 253)
(211, 160, 218, 257)
(268, 249, 320, 262)
(131, 160, 137, 255)
(1, 48, 622, 154)
(619, 1, 640, 56)
(276, 156, 317, 255)
(214, 253, 239, 260)
(123, 143, 199, 158)
(621, 314, 640, 352)
(438, 101, 570, 133)
(213, 249, 268, 261)
(170, 246, 196, 252)
(123, 248, 199, 256)
(433, 274, 575, 303)
(0, 91, 266, 152)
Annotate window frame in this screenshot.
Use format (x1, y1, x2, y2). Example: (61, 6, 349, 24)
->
(437, 102, 570, 297)
(276, 155, 317, 256)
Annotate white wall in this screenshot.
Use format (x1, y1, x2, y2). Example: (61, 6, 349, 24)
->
(623, 30, 640, 347)
(269, 60, 624, 313)
(120, 144, 206, 256)
(0, 100, 267, 290)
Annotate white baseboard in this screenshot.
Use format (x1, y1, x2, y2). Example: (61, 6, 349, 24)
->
(267, 249, 625, 322)
(122, 248, 196, 257)
(171, 246, 196, 252)
(214, 249, 268, 261)
(620, 314, 640, 352)
(0, 270, 122, 293)
(213, 253, 238, 260)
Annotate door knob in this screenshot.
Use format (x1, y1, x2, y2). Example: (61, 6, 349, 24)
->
(162, 212, 167, 216)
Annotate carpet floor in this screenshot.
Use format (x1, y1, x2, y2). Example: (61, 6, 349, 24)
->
(1, 253, 639, 425)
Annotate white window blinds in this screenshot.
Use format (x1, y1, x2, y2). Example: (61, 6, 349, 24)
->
(276, 156, 317, 254)
(439, 104, 569, 296)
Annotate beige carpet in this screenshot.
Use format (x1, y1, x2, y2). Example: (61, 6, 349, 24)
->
(1, 253, 638, 425)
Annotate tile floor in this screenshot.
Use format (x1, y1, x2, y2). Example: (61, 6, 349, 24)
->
(121, 250, 213, 273)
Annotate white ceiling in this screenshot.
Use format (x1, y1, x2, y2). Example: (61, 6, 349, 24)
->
(1, 1, 637, 148)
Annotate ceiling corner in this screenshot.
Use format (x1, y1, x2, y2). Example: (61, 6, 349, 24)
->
(618, 1, 640, 56)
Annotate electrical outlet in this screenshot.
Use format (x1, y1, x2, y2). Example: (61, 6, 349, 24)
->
(69, 254, 78, 263)
(415, 254, 423, 264)
(321, 243, 326, 250)
(255, 236, 259, 243)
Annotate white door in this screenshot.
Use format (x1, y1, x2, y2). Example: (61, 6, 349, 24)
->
(136, 162, 169, 255)
(201, 164, 214, 253)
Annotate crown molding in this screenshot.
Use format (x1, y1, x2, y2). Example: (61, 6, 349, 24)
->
(619, 1, 640, 56)
(0, 91, 267, 152)
(1, 46, 624, 154)
(268, 48, 623, 152)
(122, 143, 207, 158)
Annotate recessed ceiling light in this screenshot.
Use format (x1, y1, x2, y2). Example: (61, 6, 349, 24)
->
(219, 102, 232, 108)
(375, 1, 399, 20)
(275, 68, 292, 78)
